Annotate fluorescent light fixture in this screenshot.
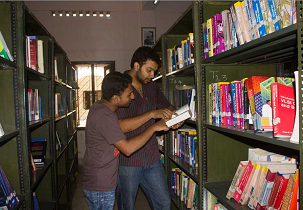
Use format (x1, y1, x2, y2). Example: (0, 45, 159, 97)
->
(65, 11, 70, 17)
(86, 12, 90, 17)
(72, 11, 77, 17)
(79, 12, 83, 17)
(59, 11, 63, 16)
(51, 11, 56, 17)
(99, 12, 104, 17)
(93, 12, 97, 17)
(153, 0, 159, 5)
(106, 11, 110, 18)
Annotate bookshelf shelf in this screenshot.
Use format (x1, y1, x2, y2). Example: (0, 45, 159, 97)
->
(39, 202, 56, 210)
(55, 115, 66, 122)
(26, 67, 49, 81)
(67, 110, 76, 116)
(185, 119, 196, 126)
(0, 129, 19, 147)
(171, 194, 191, 210)
(204, 181, 250, 210)
(204, 123, 300, 151)
(152, 75, 163, 81)
(168, 155, 199, 184)
(166, 63, 195, 77)
(57, 175, 68, 197)
(0, 57, 16, 70)
(56, 145, 67, 160)
(28, 118, 51, 129)
(67, 135, 74, 146)
(202, 24, 297, 65)
(55, 79, 67, 87)
(12, 195, 25, 210)
(31, 159, 53, 190)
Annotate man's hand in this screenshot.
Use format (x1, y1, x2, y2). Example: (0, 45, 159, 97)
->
(154, 119, 170, 131)
(169, 120, 185, 130)
(151, 109, 175, 120)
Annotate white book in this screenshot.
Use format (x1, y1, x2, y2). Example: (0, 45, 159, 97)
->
(37, 40, 44, 74)
(0, 123, 4, 137)
(166, 104, 192, 127)
(290, 71, 299, 142)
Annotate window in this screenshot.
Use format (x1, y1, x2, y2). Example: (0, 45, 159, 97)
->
(73, 61, 115, 127)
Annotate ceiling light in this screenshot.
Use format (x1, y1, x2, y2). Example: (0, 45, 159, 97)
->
(59, 11, 63, 17)
(99, 12, 104, 17)
(51, 11, 56, 17)
(153, 0, 159, 5)
(65, 11, 70, 17)
(79, 12, 83, 17)
(72, 11, 77, 17)
(86, 12, 90, 17)
(93, 12, 97, 17)
(106, 11, 110, 18)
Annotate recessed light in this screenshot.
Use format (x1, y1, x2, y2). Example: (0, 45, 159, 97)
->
(99, 12, 104, 17)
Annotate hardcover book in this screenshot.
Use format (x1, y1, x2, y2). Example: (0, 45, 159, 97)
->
(271, 82, 295, 137)
(31, 138, 47, 165)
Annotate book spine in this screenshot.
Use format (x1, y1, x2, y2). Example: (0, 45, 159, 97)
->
(212, 15, 217, 56)
(216, 14, 225, 54)
(212, 83, 217, 123)
(268, 0, 281, 31)
(189, 33, 194, 63)
(233, 161, 253, 202)
(231, 2, 245, 45)
(252, 0, 267, 37)
(280, 174, 294, 210)
(207, 19, 213, 57)
(240, 1, 253, 42)
(203, 23, 209, 59)
(235, 82, 240, 128)
(244, 0, 256, 40)
(226, 162, 247, 199)
(220, 84, 226, 125)
(272, 83, 279, 136)
(231, 82, 237, 127)
(237, 82, 244, 129)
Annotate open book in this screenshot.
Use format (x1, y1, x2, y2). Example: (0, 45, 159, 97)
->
(166, 104, 192, 127)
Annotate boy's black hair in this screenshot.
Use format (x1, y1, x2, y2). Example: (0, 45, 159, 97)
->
(102, 72, 132, 101)
(130, 46, 161, 69)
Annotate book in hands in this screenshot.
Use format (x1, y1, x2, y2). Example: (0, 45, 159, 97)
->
(166, 104, 192, 127)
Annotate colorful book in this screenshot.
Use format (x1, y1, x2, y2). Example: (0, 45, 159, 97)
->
(0, 31, 13, 61)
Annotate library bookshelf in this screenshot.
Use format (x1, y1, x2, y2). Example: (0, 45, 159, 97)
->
(153, 1, 302, 210)
(0, 2, 78, 209)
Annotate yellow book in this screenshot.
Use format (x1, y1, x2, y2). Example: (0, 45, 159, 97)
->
(207, 18, 213, 57)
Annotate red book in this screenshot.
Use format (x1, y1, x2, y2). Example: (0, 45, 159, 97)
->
(273, 175, 289, 209)
(233, 161, 253, 202)
(29, 37, 38, 71)
(271, 82, 295, 137)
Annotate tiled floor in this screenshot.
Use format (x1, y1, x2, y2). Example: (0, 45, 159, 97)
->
(71, 166, 152, 210)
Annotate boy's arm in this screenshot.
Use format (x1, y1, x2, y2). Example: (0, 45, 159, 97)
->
(114, 119, 169, 156)
(118, 108, 174, 133)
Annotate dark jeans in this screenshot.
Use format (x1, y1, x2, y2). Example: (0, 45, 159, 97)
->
(117, 159, 171, 210)
(83, 189, 115, 210)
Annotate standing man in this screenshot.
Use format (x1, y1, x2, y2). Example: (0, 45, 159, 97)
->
(82, 72, 172, 210)
(116, 46, 179, 210)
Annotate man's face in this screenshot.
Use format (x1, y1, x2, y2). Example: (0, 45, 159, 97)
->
(136, 60, 158, 84)
(117, 84, 135, 107)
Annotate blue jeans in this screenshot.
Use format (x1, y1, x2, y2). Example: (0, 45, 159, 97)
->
(117, 160, 170, 210)
(83, 189, 115, 210)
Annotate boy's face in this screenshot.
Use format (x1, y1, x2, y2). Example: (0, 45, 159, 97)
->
(136, 60, 158, 84)
(117, 84, 135, 107)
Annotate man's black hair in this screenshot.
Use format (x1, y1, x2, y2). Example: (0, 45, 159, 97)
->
(102, 72, 132, 101)
(130, 46, 161, 69)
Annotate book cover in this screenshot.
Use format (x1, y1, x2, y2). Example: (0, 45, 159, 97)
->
(207, 18, 213, 57)
(226, 161, 248, 199)
(230, 81, 237, 127)
(222, 10, 231, 50)
(166, 104, 192, 127)
(37, 40, 44, 74)
(268, 0, 281, 32)
(240, 1, 253, 42)
(29, 36, 38, 71)
(231, 2, 245, 45)
(233, 160, 253, 202)
(244, 0, 257, 40)
(216, 14, 225, 54)
(273, 175, 290, 209)
(280, 173, 295, 210)
(31, 138, 47, 165)
(240, 163, 260, 205)
(271, 82, 295, 137)
(0, 31, 13, 61)
(212, 15, 217, 56)
(281, 0, 292, 28)
(252, 0, 267, 37)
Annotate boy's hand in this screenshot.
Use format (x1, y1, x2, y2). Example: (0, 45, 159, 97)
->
(151, 109, 176, 120)
(154, 119, 169, 131)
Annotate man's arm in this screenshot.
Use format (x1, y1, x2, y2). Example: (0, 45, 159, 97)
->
(118, 108, 174, 133)
(114, 119, 169, 156)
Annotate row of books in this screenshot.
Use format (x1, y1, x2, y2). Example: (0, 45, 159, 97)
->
(171, 168, 198, 209)
(167, 33, 194, 73)
(0, 165, 19, 210)
(172, 129, 198, 172)
(173, 85, 196, 121)
(25, 36, 44, 74)
(208, 76, 296, 138)
(55, 93, 64, 118)
(28, 89, 42, 122)
(226, 148, 298, 210)
(0, 31, 13, 62)
(203, 0, 297, 58)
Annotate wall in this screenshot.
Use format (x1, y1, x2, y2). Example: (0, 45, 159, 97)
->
(25, 1, 191, 162)
(25, 1, 191, 72)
